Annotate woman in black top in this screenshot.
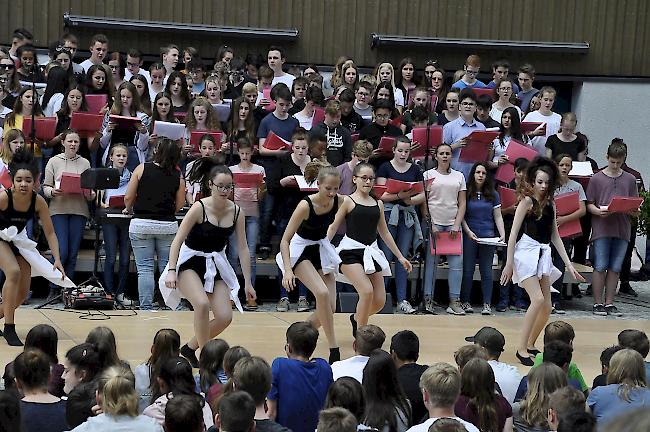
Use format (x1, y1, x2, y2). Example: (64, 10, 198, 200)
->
(278, 160, 343, 363)
(500, 157, 584, 366)
(125, 138, 186, 311)
(164, 159, 255, 367)
(328, 163, 411, 335)
(544, 112, 586, 161)
(0, 149, 67, 346)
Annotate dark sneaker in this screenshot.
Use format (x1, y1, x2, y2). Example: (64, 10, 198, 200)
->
(619, 282, 639, 297)
(259, 246, 271, 260)
(592, 304, 607, 316)
(605, 304, 623, 317)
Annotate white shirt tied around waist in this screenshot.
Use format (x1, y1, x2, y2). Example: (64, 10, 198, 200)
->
(276, 233, 341, 275)
(512, 233, 562, 285)
(158, 242, 242, 312)
(0, 226, 76, 288)
(336, 235, 391, 277)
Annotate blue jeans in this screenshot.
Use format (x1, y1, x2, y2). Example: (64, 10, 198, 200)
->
(259, 192, 275, 247)
(277, 218, 307, 299)
(593, 237, 628, 273)
(461, 236, 495, 304)
(380, 212, 414, 303)
(228, 215, 259, 286)
(103, 221, 131, 295)
(423, 224, 463, 300)
(51, 214, 87, 282)
(128, 231, 175, 310)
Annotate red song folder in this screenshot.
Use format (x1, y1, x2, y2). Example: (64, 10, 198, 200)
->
(430, 231, 462, 255)
(311, 107, 325, 128)
(233, 172, 263, 187)
(372, 185, 387, 197)
(189, 130, 222, 153)
(0, 169, 12, 189)
(521, 122, 546, 134)
(22, 117, 57, 141)
(351, 133, 360, 143)
(471, 87, 495, 101)
(109, 115, 141, 131)
(554, 192, 582, 238)
(378, 136, 397, 153)
(60, 172, 82, 194)
(70, 112, 104, 135)
(498, 186, 517, 209)
(459, 131, 498, 162)
(604, 196, 643, 213)
(262, 131, 292, 150)
(385, 179, 424, 195)
(262, 88, 275, 112)
(411, 126, 443, 158)
(495, 140, 538, 183)
(86, 94, 108, 114)
(108, 195, 125, 208)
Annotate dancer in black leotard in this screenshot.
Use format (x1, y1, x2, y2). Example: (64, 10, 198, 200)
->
(0, 149, 70, 346)
(162, 158, 256, 367)
(278, 160, 344, 363)
(500, 157, 585, 366)
(328, 163, 412, 335)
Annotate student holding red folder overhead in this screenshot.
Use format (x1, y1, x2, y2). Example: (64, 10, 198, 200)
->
(500, 157, 585, 366)
(586, 139, 639, 317)
(551, 155, 587, 312)
(423, 143, 467, 315)
(99, 81, 150, 171)
(43, 130, 94, 297)
(442, 89, 486, 180)
(375, 137, 425, 314)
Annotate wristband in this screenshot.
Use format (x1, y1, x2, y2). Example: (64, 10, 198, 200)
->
(168, 268, 176, 271)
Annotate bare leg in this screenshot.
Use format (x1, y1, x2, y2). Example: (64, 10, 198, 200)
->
(187, 281, 236, 350)
(592, 270, 606, 304)
(178, 270, 212, 350)
(341, 263, 374, 326)
(294, 262, 337, 349)
(308, 272, 337, 327)
(605, 271, 620, 305)
(518, 276, 545, 356)
(0, 243, 24, 324)
(368, 272, 387, 316)
(528, 276, 552, 350)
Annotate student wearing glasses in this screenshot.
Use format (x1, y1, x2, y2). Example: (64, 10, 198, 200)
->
(353, 81, 374, 119)
(443, 89, 486, 179)
(452, 55, 487, 89)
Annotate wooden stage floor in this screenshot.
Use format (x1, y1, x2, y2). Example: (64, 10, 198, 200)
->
(3, 309, 649, 384)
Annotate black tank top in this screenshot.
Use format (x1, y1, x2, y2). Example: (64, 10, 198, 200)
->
(345, 196, 380, 245)
(185, 201, 239, 252)
(133, 162, 180, 221)
(0, 189, 37, 232)
(296, 196, 339, 241)
(522, 197, 554, 244)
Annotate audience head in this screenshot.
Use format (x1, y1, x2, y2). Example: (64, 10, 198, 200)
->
(164, 394, 205, 432)
(216, 391, 256, 432)
(390, 330, 420, 364)
(13, 349, 51, 393)
(286, 321, 319, 359)
(600, 345, 624, 374)
(158, 357, 196, 397)
(521, 363, 567, 427)
(199, 339, 230, 393)
(96, 366, 138, 417)
(86, 326, 120, 371)
(65, 382, 97, 428)
(465, 327, 505, 360)
(547, 386, 586, 431)
(454, 344, 488, 371)
(0, 390, 20, 432)
(325, 377, 365, 420)
(232, 356, 271, 406)
(459, 358, 498, 432)
(543, 340, 574, 371)
(354, 324, 386, 356)
(601, 407, 650, 432)
(63, 343, 101, 394)
(427, 417, 468, 432)
(607, 349, 647, 397)
(557, 411, 596, 432)
(317, 407, 357, 432)
(618, 329, 650, 359)
(543, 321, 575, 346)
(223, 346, 252, 378)
(24, 324, 59, 364)
(420, 362, 461, 410)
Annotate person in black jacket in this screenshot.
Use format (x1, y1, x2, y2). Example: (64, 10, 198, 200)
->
(309, 100, 352, 167)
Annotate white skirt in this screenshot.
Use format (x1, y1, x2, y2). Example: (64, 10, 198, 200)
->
(512, 233, 562, 285)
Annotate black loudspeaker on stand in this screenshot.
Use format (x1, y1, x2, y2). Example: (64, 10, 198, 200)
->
(36, 168, 120, 309)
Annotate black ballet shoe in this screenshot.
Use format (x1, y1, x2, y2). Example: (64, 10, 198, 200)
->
(350, 314, 357, 338)
(527, 348, 541, 356)
(516, 351, 534, 366)
(329, 347, 341, 364)
(3, 324, 23, 347)
(181, 344, 199, 368)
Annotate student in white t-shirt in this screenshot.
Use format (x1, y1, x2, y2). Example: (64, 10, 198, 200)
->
(79, 34, 108, 73)
(124, 48, 150, 82)
(267, 46, 295, 89)
(523, 86, 562, 155)
(331, 324, 385, 383)
(405, 363, 480, 432)
(293, 85, 325, 130)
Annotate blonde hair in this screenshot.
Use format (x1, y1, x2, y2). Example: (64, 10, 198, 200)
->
(375, 63, 396, 89)
(1, 129, 25, 163)
(185, 96, 221, 131)
(242, 82, 257, 95)
(352, 140, 373, 159)
(304, 159, 338, 184)
(419, 363, 460, 408)
(97, 366, 139, 417)
(607, 349, 648, 402)
(520, 363, 567, 427)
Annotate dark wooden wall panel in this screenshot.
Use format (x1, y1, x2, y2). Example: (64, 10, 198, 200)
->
(1, 0, 649, 77)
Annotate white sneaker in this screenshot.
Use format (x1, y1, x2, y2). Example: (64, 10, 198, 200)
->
(481, 304, 492, 315)
(398, 300, 416, 314)
(276, 297, 290, 312)
(424, 296, 436, 314)
(297, 296, 310, 312)
(461, 302, 474, 313)
(446, 300, 466, 315)
(116, 293, 137, 307)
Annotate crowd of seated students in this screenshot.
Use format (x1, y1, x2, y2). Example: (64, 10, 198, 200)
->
(2, 321, 650, 431)
(0, 27, 646, 320)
